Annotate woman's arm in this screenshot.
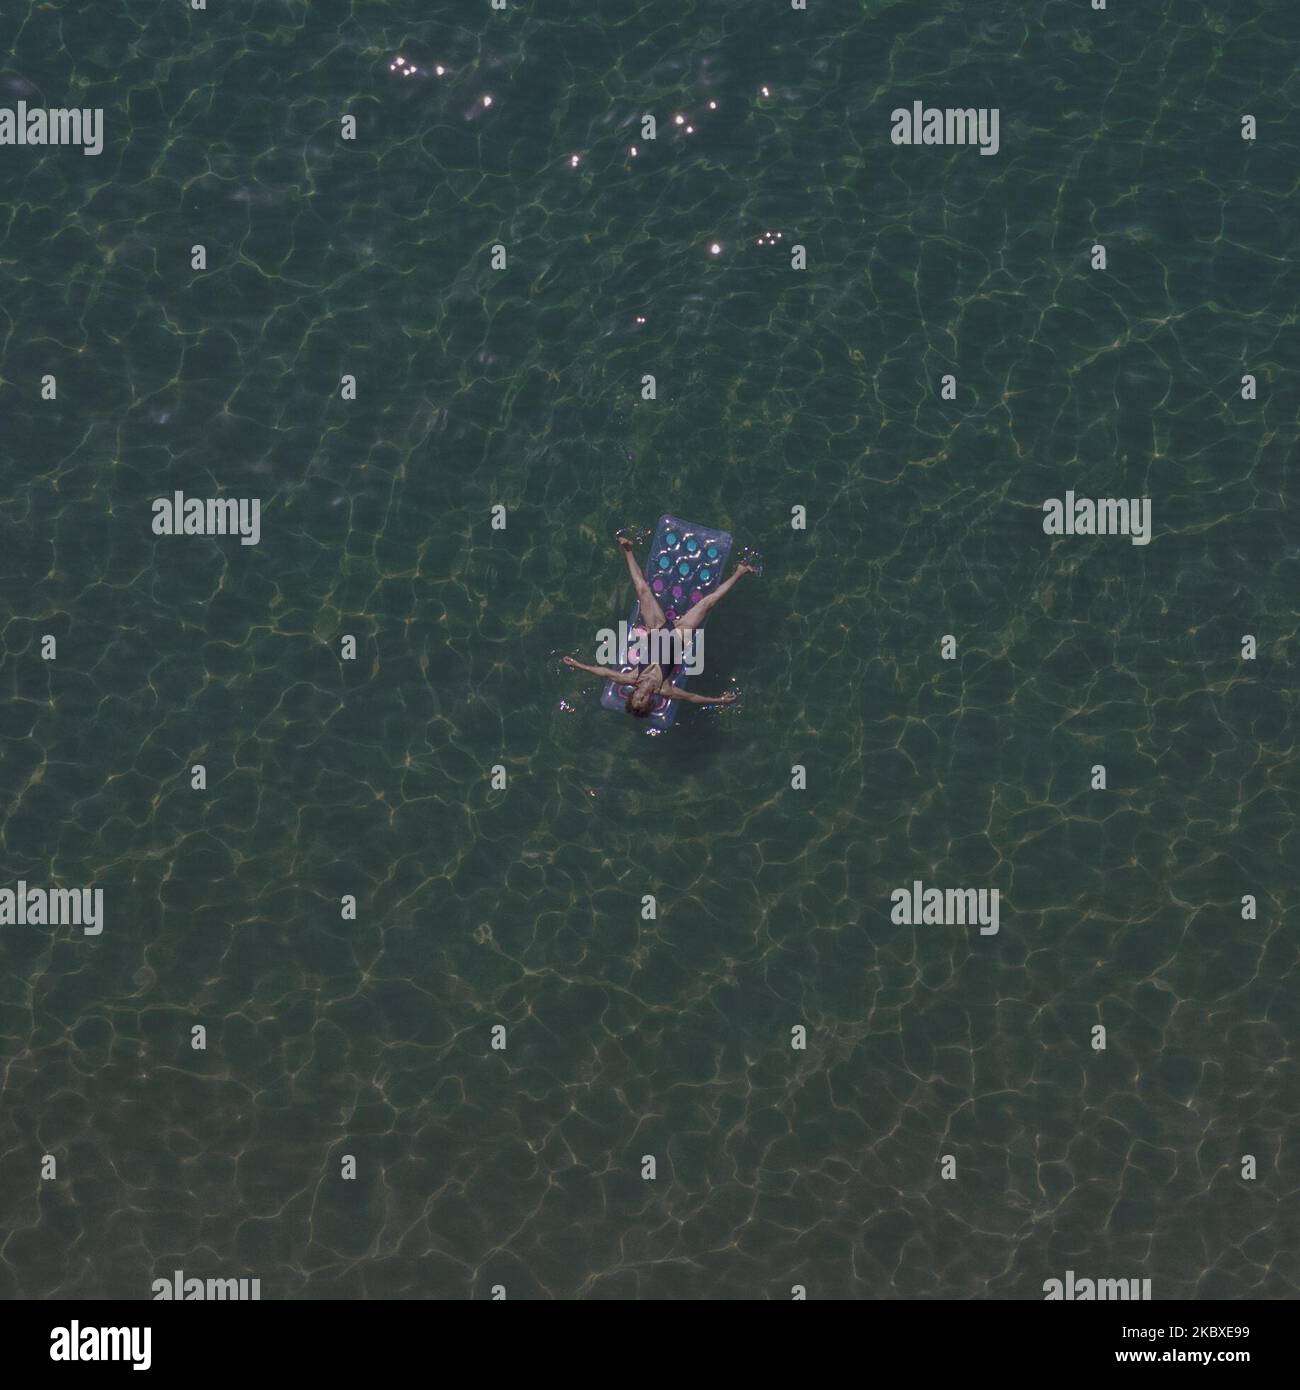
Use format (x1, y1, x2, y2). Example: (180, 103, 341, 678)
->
(662, 686, 737, 705)
(563, 656, 629, 681)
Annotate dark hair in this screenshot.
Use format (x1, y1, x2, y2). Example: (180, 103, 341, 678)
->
(625, 692, 652, 718)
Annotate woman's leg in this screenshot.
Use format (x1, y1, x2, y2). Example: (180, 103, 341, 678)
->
(621, 539, 666, 627)
(675, 563, 753, 632)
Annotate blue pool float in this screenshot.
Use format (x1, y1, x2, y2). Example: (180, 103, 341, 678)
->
(600, 514, 734, 731)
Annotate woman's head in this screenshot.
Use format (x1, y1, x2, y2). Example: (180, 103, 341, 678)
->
(625, 685, 656, 718)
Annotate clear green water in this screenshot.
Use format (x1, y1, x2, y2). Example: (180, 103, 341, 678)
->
(0, 0, 1295, 1299)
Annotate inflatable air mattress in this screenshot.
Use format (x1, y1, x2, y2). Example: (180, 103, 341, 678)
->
(600, 514, 733, 731)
